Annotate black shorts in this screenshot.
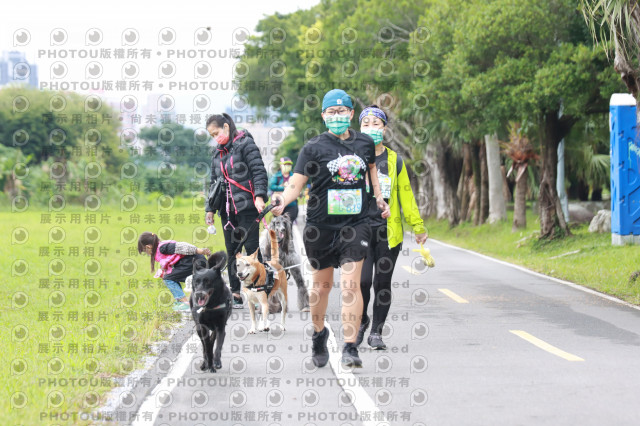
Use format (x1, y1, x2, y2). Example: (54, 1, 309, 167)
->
(303, 221, 371, 270)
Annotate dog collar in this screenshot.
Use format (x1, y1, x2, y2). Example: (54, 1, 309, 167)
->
(196, 300, 228, 314)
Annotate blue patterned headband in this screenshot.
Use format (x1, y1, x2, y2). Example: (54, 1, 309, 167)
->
(359, 107, 387, 125)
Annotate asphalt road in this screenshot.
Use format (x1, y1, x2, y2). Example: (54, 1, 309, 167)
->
(112, 216, 640, 426)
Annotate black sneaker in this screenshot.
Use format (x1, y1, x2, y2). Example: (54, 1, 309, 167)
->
(355, 317, 370, 347)
(367, 332, 387, 350)
(341, 342, 363, 368)
(311, 327, 330, 367)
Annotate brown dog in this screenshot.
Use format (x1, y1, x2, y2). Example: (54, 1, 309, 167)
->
(235, 229, 288, 333)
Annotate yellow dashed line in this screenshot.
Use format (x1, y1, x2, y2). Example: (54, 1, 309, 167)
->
(510, 330, 584, 361)
(438, 288, 469, 304)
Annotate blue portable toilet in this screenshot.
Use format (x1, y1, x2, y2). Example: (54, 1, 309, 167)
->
(610, 93, 640, 245)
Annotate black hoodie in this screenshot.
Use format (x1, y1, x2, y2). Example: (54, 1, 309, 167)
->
(206, 130, 268, 214)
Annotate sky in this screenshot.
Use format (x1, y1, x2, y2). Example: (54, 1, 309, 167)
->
(1, 0, 319, 115)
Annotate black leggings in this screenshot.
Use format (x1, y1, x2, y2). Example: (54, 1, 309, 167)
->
(360, 225, 401, 335)
(221, 208, 263, 293)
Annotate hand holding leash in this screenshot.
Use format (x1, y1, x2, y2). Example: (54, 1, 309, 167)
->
(258, 198, 278, 218)
(271, 195, 284, 216)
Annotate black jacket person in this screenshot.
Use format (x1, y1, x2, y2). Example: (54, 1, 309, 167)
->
(205, 113, 268, 307)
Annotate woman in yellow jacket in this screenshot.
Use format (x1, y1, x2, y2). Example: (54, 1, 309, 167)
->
(357, 105, 428, 349)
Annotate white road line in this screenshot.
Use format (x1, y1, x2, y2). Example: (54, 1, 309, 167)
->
(131, 335, 195, 425)
(424, 237, 640, 312)
(325, 323, 388, 425)
(293, 225, 386, 425)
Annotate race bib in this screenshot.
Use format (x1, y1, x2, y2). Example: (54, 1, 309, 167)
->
(378, 172, 391, 199)
(327, 189, 362, 215)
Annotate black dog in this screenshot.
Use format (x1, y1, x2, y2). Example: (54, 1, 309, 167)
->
(190, 251, 232, 373)
(261, 213, 310, 313)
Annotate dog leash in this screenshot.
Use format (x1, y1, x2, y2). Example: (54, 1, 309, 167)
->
(221, 201, 279, 272)
(273, 262, 304, 281)
(281, 263, 303, 271)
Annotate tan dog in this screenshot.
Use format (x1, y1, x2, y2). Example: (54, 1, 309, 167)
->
(236, 229, 288, 333)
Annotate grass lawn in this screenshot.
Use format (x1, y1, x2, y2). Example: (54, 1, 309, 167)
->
(2, 199, 226, 425)
(424, 208, 640, 305)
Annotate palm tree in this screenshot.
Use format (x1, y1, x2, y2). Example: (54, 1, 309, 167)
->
(501, 123, 538, 231)
(581, 0, 640, 119)
(565, 116, 611, 201)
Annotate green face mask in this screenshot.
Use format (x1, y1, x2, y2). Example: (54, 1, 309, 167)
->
(325, 114, 350, 135)
(362, 128, 384, 145)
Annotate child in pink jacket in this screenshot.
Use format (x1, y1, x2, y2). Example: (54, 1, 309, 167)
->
(138, 231, 211, 311)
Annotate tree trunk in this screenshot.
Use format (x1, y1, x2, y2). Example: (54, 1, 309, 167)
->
(485, 134, 507, 223)
(501, 165, 512, 203)
(3, 173, 17, 197)
(591, 187, 602, 201)
(513, 164, 527, 231)
(457, 143, 473, 222)
(404, 158, 435, 218)
(539, 112, 572, 239)
(479, 139, 489, 224)
(426, 139, 460, 226)
(468, 182, 477, 222)
(556, 139, 569, 222)
(471, 140, 481, 225)
(456, 167, 468, 222)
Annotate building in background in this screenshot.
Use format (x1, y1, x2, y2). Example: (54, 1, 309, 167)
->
(0, 51, 38, 88)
